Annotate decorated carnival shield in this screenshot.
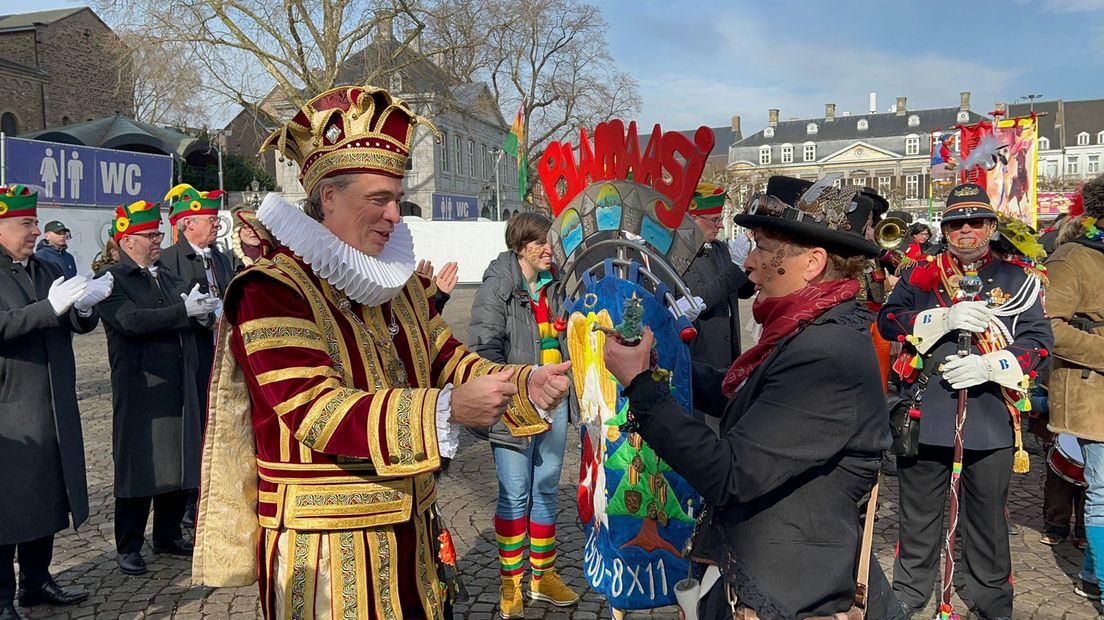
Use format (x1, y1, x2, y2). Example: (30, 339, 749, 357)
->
(540, 121, 714, 612)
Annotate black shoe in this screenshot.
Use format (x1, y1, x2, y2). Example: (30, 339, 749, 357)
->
(881, 453, 898, 477)
(0, 603, 22, 620)
(152, 538, 193, 556)
(896, 599, 923, 619)
(17, 579, 89, 607)
(1007, 522, 1022, 536)
(117, 552, 148, 575)
(1075, 578, 1102, 601)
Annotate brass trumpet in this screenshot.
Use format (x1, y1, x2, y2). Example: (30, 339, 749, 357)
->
(874, 217, 909, 250)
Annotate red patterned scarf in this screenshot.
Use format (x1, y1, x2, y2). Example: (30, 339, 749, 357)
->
(722, 279, 860, 398)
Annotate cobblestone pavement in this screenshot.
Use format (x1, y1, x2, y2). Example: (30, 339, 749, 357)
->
(14, 289, 1101, 619)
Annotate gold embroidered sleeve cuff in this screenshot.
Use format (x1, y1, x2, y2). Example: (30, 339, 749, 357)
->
(503, 365, 552, 437)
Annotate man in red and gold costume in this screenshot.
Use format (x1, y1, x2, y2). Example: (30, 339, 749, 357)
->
(192, 85, 571, 620)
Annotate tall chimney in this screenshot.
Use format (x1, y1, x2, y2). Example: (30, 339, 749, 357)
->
(896, 96, 907, 116)
(869, 92, 877, 114)
(960, 91, 971, 111)
(731, 114, 742, 141)
(768, 109, 779, 127)
(825, 103, 836, 122)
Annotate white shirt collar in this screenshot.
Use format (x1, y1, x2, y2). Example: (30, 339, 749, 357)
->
(17, 258, 28, 268)
(257, 193, 415, 307)
(188, 241, 212, 258)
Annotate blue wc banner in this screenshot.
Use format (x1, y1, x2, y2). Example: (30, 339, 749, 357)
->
(2, 136, 173, 207)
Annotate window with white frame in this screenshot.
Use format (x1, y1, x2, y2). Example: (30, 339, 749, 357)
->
(1067, 157, 1080, 175)
(759, 146, 771, 165)
(807, 123, 818, 135)
(906, 175, 919, 199)
(1089, 155, 1100, 174)
(1098, 130, 1104, 145)
(1038, 136, 1050, 150)
(878, 176, 891, 193)
(467, 140, 475, 177)
(454, 135, 463, 175)
(781, 144, 793, 163)
(832, 177, 842, 188)
(905, 135, 920, 156)
(1077, 132, 1090, 146)
(852, 177, 867, 187)
(803, 143, 816, 162)
(440, 131, 449, 172)
(480, 144, 488, 179)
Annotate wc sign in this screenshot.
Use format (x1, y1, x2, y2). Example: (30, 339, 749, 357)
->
(1, 137, 172, 207)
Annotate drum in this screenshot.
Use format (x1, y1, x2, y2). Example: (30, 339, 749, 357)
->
(1047, 433, 1087, 487)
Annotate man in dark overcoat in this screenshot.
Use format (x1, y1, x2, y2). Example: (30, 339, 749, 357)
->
(879, 184, 1052, 619)
(98, 200, 218, 576)
(0, 185, 113, 619)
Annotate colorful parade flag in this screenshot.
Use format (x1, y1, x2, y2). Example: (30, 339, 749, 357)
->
(503, 101, 528, 200)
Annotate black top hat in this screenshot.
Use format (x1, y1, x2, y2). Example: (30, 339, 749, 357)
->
(942, 183, 996, 223)
(734, 175, 881, 258)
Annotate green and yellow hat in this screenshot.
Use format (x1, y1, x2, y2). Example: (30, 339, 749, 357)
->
(0, 184, 38, 220)
(113, 200, 162, 241)
(164, 183, 224, 226)
(689, 182, 727, 216)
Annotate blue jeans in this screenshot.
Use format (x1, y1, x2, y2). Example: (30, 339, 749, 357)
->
(492, 400, 569, 523)
(1079, 439, 1104, 583)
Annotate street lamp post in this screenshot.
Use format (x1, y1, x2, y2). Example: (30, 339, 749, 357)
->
(490, 146, 505, 220)
(1018, 93, 1044, 113)
(213, 128, 233, 208)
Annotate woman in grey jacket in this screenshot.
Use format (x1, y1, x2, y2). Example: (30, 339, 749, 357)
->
(468, 213, 579, 618)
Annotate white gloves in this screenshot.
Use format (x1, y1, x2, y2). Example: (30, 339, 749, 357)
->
(946, 301, 994, 333)
(74, 272, 114, 312)
(181, 284, 220, 318)
(942, 350, 1025, 390)
(675, 296, 705, 322)
(47, 275, 88, 316)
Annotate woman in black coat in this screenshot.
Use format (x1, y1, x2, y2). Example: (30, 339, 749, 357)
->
(604, 179, 899, 619)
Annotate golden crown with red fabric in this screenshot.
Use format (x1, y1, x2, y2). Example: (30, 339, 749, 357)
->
(260, 85, 439, 195)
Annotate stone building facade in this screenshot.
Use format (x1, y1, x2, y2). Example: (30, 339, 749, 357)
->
(727, 92, 988, 217)
(0, 7, 133, 135)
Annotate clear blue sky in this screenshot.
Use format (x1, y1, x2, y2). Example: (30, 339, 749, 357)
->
(8, 0, 1104, 134)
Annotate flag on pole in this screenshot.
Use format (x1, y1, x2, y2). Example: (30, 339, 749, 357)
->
(502, 101, 527, 200)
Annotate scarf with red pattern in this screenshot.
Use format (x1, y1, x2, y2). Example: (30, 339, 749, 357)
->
(721, 279, 860, 398)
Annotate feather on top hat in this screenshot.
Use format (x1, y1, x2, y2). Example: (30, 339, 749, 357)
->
(261, 85, 439, 196)
(0, 184, 37, 219)
(733, 174, 881, 257)
(165, 183, 224, 225)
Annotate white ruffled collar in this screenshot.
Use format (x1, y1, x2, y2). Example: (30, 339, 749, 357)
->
(257, 193, 415, 307)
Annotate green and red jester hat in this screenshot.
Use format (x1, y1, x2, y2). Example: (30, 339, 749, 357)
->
(688, 182, 727, 216)
(164, 183, 224, 226)
(0, 184, 38, 219)
(113, 200, 162, 241)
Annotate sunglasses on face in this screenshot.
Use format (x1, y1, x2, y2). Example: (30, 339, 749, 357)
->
(944, 218, 990, 231)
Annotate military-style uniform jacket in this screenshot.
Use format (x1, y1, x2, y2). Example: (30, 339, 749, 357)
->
(878, 252, 1052, 450)
(193, 247, 550, 619)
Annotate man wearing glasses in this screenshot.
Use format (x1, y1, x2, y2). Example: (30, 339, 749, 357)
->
(97, 200, 220, 577)
(682, 183, 755, 429)
(34, 221, 77, 278)
(878, 183, 1051, 619)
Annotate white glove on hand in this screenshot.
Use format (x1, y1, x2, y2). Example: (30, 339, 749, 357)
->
(946, 301, 993, 333)
(74, 272, 114, 312)
(942, 354, 990, 389)
(47, 275, 88, 316)
(675, 295, 705, 322)
(181, 284, 218, 318)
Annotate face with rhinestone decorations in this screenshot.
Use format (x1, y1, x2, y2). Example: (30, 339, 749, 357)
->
(319, 173, 403, 256)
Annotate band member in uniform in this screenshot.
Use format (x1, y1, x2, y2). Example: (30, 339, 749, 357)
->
(192, 85, 572, 620)
(604, 178, 896, 619)
(880, 184, 1052, 619)
(0, 185, 112, 619)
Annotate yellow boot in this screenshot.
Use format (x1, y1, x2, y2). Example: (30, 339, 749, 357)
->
(499, 573, 524, 619)
(529, 568, 580, 606)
